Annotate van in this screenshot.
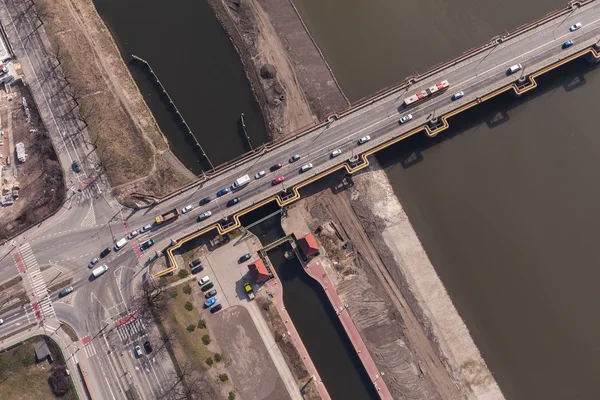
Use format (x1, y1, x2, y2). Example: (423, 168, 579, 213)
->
(92, 264, 108, 278)
(114, 238, 127, 251)
(232, 174, 250, 190)
(508, 64, 522, 74)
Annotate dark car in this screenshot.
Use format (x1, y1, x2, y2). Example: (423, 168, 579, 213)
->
(270, 163, 283, 172)
(217, 188, 229, 197)
(143, 340, 153, 354)
(210, 304, 223, 314)
(289, 154, 300, 163)
(191, 265, 204, 275)
(190, 258, 202, 268)
(201, 282, 214, 292)
(140, 239, 155, 251)
(199, 196, 211, 206)
(205, 289, 217, 299)
(72, 160, 81, 173)
(59, 286, 74, 297)
(238, 253, 252, 263)
(227, 198, 240, 207)
(100, 247, 111, 258)
(88, 257, 100, 269)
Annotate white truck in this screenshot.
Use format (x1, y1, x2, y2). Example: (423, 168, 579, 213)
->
(232, 174, 250, 190)
(92, 264, 108, 278)
(114, 238, 128, 251)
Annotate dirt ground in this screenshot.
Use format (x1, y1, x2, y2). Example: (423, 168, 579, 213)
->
(37, 0, 194, 204)
(0, 81, 65, 241)
(0, 275, 28, 314)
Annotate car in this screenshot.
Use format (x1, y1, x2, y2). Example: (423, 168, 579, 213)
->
(140, 239, 154, 251)
(239, 253, 252, 263)
(358, 135, 371, 144)
(126, 230, 138, 240)
(272, 176, 285, 185)
(191, 265, 204, 274)
(139, 224, 153, 233)
(0, 318, 3, 325)
(59, 286, 74, 297)
(227, 198, 240, 207)
(563, 40, 574, 49)
(100, 248, 111, 258)
(201, 282, 214, 292)
(254, 171, 266, 179)
(451, 91, 464, 101)
(199, 196, 212, 206)
(190, 258, 202, 268)
(205, 297, 217, 307)
(134, 345, 143, 358)
(399, 114, 413, 124)
(217, 188, 229, 197)
(198, 276, 210, 285)
(143, 341, 153, 354)
(205, 289, 217, 299)
(331, 149, 342, 158)
(289, 154, 300, 163)
(570, 22, 582, 31)
(72, 160, 81, 173)
(181, 205, 193, 214)
(197, 211, 212, 221)
(270, 162, 283, 171)
(210, 304, 223, 314)
(88, 257, 99, 269)
(300, 163, 313, 173)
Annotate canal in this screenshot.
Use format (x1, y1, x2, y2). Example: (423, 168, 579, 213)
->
(93, 0, 267, 174)
(293, 0, 600, 399)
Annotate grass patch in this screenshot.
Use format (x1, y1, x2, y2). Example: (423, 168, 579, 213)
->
(0, 276, 22, 291)
(60, 323, 79, 342)
(47, 278, 73, 295)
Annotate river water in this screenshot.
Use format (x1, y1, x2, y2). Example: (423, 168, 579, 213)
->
(293, 0, 600, 399)
(93, 0, 267, 174)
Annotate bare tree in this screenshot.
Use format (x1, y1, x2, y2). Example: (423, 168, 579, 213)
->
(94, 147, 117, 179)
(130, 278, 169, 326)
(157, 361, 214, 400)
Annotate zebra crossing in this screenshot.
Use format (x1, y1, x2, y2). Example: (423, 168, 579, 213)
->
(19, 242, 56, 320)
(83, 341, 98, 358)
(116, 318, 147, 342)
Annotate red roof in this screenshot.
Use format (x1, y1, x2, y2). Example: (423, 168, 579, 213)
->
(248, 259, 270, 283)
(298, 233, 319, 257)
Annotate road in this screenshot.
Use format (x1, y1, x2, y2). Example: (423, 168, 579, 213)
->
(1, 0, 600, 399)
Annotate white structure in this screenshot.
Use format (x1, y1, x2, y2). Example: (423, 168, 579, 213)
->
(15, 142, 26, 162)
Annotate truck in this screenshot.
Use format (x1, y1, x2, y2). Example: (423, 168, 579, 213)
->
(244, 282, 255, 300)
(232, 174, 250, 190)
(155, 208, 180, 224)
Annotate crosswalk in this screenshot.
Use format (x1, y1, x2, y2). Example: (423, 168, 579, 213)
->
(116, 318, 147, 342)
(83, 341, 98, 358)
(18, 242, 56, 321)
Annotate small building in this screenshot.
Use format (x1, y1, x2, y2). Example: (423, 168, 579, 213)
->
(16, 142, 26, 162)
(34, 339, 51, 363)
(248, 259, 271, 284)
(297, 233, 320, 258)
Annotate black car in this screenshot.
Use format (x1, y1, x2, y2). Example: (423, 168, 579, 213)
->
(190, 258, 202, 268)
(72, 160, 81, 173)
(227, 198, 240, 207)
(199, 196, 211, 206)
(191, 265, 204, 275)
(100, 247, 111, 258)
(201, 282, 214, 292)
(210, 304, 223, 314)
(205, 289, 217, 299)
(143, 340, 153, 354)
(238, 253, 252, 263)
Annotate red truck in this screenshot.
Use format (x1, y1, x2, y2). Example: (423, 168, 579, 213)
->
(155, 208, 180, 224)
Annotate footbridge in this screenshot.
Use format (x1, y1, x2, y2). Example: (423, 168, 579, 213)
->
(149, 0, 600, 276)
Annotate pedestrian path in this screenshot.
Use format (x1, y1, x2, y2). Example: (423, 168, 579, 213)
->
(15, 242, 56, 321)
(116, 318, 147, 342)
(83, 341, 98, 358)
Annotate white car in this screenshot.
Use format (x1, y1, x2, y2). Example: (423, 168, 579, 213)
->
(0, 318, 3, 325)
(399, 114, 413, 124)
(126, 230, 138, 240)
(358, 135, 371, 144)
(300, 163, 313, 172)
(570, 22, 582, 31)
(134, 345, 143, 358)
(197, 211, 212, 221)
(139, 224, 152, 233)
(181, 205, 193, 214)
(254, 171, 265, 179)
(198, 276, 210, 285)
(331, 149, 342, 158)
(451, 91, 464, 101)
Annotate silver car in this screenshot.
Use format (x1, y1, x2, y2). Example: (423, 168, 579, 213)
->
(358, 135, 371, 144)
(399, 114, 413, 124)
(254, 171, 265, 179)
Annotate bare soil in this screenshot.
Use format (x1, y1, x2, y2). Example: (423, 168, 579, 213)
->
(0, 82, 65, 241)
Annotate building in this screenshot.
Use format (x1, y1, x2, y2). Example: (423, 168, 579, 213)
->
(297, 233, 320, 258)
(34, 339, 51, 363)
(16, 142, 26, 162)
(248, 259, 271, 283)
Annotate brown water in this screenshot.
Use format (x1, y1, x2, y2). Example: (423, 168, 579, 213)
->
(293, 0, 600, 399)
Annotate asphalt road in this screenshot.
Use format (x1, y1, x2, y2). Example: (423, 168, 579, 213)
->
(1, 1, 600, 399)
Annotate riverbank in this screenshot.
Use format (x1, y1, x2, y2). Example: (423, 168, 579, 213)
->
(208, 0, 349, 139)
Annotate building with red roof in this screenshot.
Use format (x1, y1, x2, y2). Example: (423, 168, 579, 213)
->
(248, 259, 271, 283)
(297, 233, 319, 258)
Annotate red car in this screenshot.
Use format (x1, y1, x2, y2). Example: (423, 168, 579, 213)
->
(270, 163, 283, 172)
(272, 176, 285, 185)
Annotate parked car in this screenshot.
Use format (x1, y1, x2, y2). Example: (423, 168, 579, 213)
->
(270, 162, 283, 171)
(399, 114, 413, 124)
(88, 257, 99, 268)
(205, 289, 217, 299)
(199, 196, 212, 206)
(140, 239, 154, 251)
(181, 205, 193, 214)
(289, 154, 300, 163)
(451, 91, 465, 101)
(0, 318, 3, 325)
(139, 224, 153, 233)
(205, 297, 217, 307)
(210, 304, 223, 314)
(254, 171, 266, 179)
(72, 160, 81, 173)
(198, 276, 210, 285)
(59, 286, 73, 297)
(563, 40, 574, 49)
(191, 265, 204, 275)
(134, 345, 143, 358)
(143, 341, 153, 354)
(126, 230, 138, 240)
(239, 253, 252, 263)
(227, 198, 240, 207)
(217, 188, 229, 197)
(201, 282, 214, 292)
(358, 135, 371, 144)
(100, 248, 111, 258)
(570, 22, 582, 31)
(190, 259, 202, 268)
(197, 211, 212, 221)
(272, 176, 285, 185)
(331, 149, 342, 158)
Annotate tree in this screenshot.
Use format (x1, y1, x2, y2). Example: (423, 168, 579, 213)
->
(130, 278, 168, 326)
(47, 364, 72, 396)
(156, 361, 216, 400)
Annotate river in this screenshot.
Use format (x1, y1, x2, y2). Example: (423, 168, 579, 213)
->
(293, 0, 600, 399)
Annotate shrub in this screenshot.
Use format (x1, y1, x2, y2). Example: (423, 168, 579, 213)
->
(228, 391, 236, 400)
(184, 302, 194, 311)
(219, 373, 229, 382)
(182, 284, 192, 295)
(206, 357, 214, 366)
(214, 353, 223, 363)
(170, 291, 178, 299)
(202, 334, 211, 345)
(186, 324, 196, 332)
(197, 318, 206, 329)
(178, 269, 189, 279)
(48, 364, 71, 396)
